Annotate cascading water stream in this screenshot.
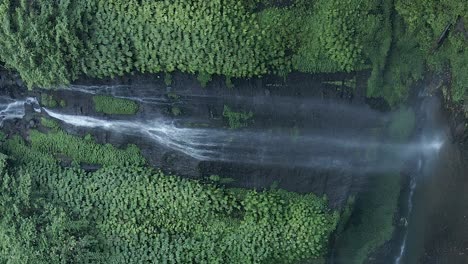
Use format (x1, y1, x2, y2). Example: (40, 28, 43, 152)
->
(44, 107, 444, 173)
(0, 96, 41, 125)
(394, 158, 422, 264)
(0, 89, 445, 173)
(393, 95, 448, 263)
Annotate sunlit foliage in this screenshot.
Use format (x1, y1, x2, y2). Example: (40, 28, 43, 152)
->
(92, 95, 139, 115)
(0, 131, 338, 263)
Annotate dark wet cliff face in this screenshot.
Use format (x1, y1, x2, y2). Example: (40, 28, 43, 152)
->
(10, 71, 375, 209)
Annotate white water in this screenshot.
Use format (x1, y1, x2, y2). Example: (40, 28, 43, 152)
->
(0, 97, 40, 126)
(44, 108, 444, 172)
(0, 92, 445, 173)
(395, 157, 422, 264)
(393, 95, 449, 263)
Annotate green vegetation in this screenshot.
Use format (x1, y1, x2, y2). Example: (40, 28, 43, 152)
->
(40, 117, 60, 131)
(167, 92, 180, 101)
(0, 1, 87, 88)
(0, 128, 338, 263)
(28, 130, 145, 166)
(0, 0, 464, 104)
(171, 106, 182, 116)
(209, 174, 235, 185)
(40, 94, 58, 108)
(223, 105, 254, 129)
(92, 95, 139, 115)
(336, 172, 402, 264)
(197, 72, 212, 88)
(395, 0, 467, 101)
(367, 11, 425, 105)
(226, 76, 235, 89)
(164, 73, 172, 87)
(335, 196, 355, 235)
(40, 94, 67, 108)
(0, 153, 103, 263)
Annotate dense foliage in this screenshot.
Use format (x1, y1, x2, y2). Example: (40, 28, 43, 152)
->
(0, 0, 88, 88)
(0, 129, 338, 263)
(395, 0, 467, 101)
(92, 95, 139, 115)
(0, 0, 289, 87)
(0, 153, 103, 263)
(28, 129, 145, 166)
(0, 0, 464, 103)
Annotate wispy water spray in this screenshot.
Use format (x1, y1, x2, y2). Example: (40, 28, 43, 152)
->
(395, 157, 423, 264)
(65, 84, 387, 122)
(44, 109, 444, 172)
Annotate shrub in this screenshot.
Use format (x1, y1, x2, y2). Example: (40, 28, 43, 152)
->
(92, 95, 139, 115)
(40, 94, 58, 108)
(223, 105, 254, 129)
(197, 72, 212, 88)
(171, 106, 182, 116)
(40, 117, 60, 131)
(164, 72, 172, 86)
(28, 130, 146, 166)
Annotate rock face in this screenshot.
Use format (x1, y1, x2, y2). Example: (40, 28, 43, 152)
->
(2, 70, 370, 209)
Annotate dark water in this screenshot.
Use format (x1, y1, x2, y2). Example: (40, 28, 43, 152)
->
(399, 96, 468, 263)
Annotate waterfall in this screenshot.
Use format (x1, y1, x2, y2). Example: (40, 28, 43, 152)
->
(0, 96, 40, 126)
(44, 107, 443, 172)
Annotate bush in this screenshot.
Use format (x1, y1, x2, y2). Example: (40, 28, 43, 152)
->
(223, 105, 254, 129)
(164, 72, 172, 86)
(0, 0, 289, 87)
(40, 117, 60, 131)
(171, 106, 182, 116)
(28, 130, 146, 166)
(92, 95, 139, 115)
(40, 94, 58, 108)
(0, 160, 103, 263)
(197, 72, 212, 88)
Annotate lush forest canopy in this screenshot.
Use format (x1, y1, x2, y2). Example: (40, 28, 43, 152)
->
(0, 127, 338, 263)
(0, 0, 466, 104)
